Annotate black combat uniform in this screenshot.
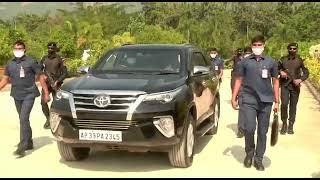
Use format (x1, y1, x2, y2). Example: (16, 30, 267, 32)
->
(40, 53, 68, 128)
(278, 53, 309, 134)
(230, 54, 243, 92)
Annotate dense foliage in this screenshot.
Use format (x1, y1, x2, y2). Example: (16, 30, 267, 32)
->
(0, 2, 320, 85)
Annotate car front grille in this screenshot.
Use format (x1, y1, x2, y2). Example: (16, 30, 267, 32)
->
(71, 90, 144, 112)
(72, 119, 138, 130)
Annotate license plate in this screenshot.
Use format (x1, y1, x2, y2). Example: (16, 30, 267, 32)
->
(79, 129, 122, 142)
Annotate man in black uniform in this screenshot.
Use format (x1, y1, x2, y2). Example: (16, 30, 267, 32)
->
(230, 48, 244, 93)
(40, 42, 68, 129)
(231, 47, 252, 138)
(232, 35, 279, 171)
(0, 40, 50, 157)
(278, 43, 309, 135)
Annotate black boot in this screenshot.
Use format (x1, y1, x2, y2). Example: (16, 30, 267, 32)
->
(287, 122, 294, 134)
(16, 140, 33, 150)
(280, 121, 287, 135)
(244, 155, 253, 168)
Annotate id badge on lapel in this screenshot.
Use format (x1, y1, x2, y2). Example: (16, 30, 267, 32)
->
(262, 67, 268, 79)
(20, 65, 25, 78)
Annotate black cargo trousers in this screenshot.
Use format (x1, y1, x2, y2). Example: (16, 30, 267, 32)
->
(41, 83, 59, 122)
(280, 83, 300, 124)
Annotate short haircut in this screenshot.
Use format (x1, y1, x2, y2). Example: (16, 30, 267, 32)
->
(251, 35, 265, 44)
(14, 40, 26, 49)
(210, 48, 218, 53)
(244, 46, 252, 53)
(287, 42, 298, 49)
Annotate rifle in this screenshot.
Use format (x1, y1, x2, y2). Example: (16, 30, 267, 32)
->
(283, 69, 301, 87)
(44, 70, 58, 91)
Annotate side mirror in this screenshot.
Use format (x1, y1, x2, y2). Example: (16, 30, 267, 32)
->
(77, 66, 91, 74)
(193, 66, 209, 75)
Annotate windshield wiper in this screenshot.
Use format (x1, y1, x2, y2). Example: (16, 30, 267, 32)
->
(152, 71, 179, 75)
(92, 71, 136, 74)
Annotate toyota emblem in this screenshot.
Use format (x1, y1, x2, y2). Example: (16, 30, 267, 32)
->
(93, 94, 111, 108)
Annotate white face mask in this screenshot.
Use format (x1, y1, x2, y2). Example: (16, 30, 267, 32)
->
(210, 53, 217, 59)
(13, 50, 25, 58)
(252, 47, 264, 56)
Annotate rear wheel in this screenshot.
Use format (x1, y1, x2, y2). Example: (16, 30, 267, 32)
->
(168, 113, 195, 168)
(206, 95, 220, 135)
(57, 141, 90, 161)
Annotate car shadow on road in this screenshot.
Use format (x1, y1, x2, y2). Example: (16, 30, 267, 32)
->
(194, 135, 213, 154)
(222, 145, 271, 168)
(59, 151, 173, 172)
(59, 136, 213, 172)
(312, 171, 320, 178)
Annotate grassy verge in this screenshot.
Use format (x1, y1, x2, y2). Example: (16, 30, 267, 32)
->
(304, 58, 320, 91)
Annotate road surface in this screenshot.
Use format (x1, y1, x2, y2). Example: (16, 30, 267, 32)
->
(1, 70, 320, 177)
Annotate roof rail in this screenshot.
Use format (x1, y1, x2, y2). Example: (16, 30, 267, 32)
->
(121, 43, 134, 46)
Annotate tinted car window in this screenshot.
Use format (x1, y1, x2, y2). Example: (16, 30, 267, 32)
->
(191, 52, 207, 67)
(93, 49, 182, 73)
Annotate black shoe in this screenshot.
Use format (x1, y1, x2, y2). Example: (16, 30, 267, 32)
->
(237, 129, 244, 138)
(280, 123, 287, 135)
(43, 121, 50, 129)
(26, 142, 34, 150)
(244, 156, 253, 168)
(16, 140, 33, 150)
(13, 148, 26, 157)
(254, 161, 265, 171)
(287, 123, 294, 134)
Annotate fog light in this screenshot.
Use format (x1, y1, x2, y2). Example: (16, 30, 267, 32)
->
(153, 116, 174, 138)
(50, 112, 62, 133)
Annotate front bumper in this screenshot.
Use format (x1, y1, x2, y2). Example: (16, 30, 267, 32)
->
(50, 109, 182, 151)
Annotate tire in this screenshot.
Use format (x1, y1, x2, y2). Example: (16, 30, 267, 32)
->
(168, 113, 196, 168)
(57, 141, 90, 161)
(206, 95, 220, 135)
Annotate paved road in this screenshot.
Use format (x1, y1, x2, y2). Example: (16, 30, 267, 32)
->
(1, 70, 320, 177)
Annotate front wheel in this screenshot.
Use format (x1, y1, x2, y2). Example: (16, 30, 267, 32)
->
(168, 113, 195, 168)
(57, 141, 90, 161)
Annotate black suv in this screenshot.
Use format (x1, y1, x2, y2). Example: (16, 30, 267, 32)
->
(50, 44, 220, 168)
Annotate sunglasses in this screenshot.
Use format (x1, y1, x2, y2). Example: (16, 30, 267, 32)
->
(289, 47, 297, 50)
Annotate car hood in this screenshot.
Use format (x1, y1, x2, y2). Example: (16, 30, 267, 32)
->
(61, 73, 186, 94)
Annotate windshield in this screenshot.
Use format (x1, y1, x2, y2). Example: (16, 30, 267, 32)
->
(92, 49, 182, 74)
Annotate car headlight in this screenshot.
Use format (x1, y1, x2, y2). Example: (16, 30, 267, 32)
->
(49, 112, 62, 133)
(143, 86, 182, 103)
(153, 116, 175, 138)
(56, 90, 71, 100)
